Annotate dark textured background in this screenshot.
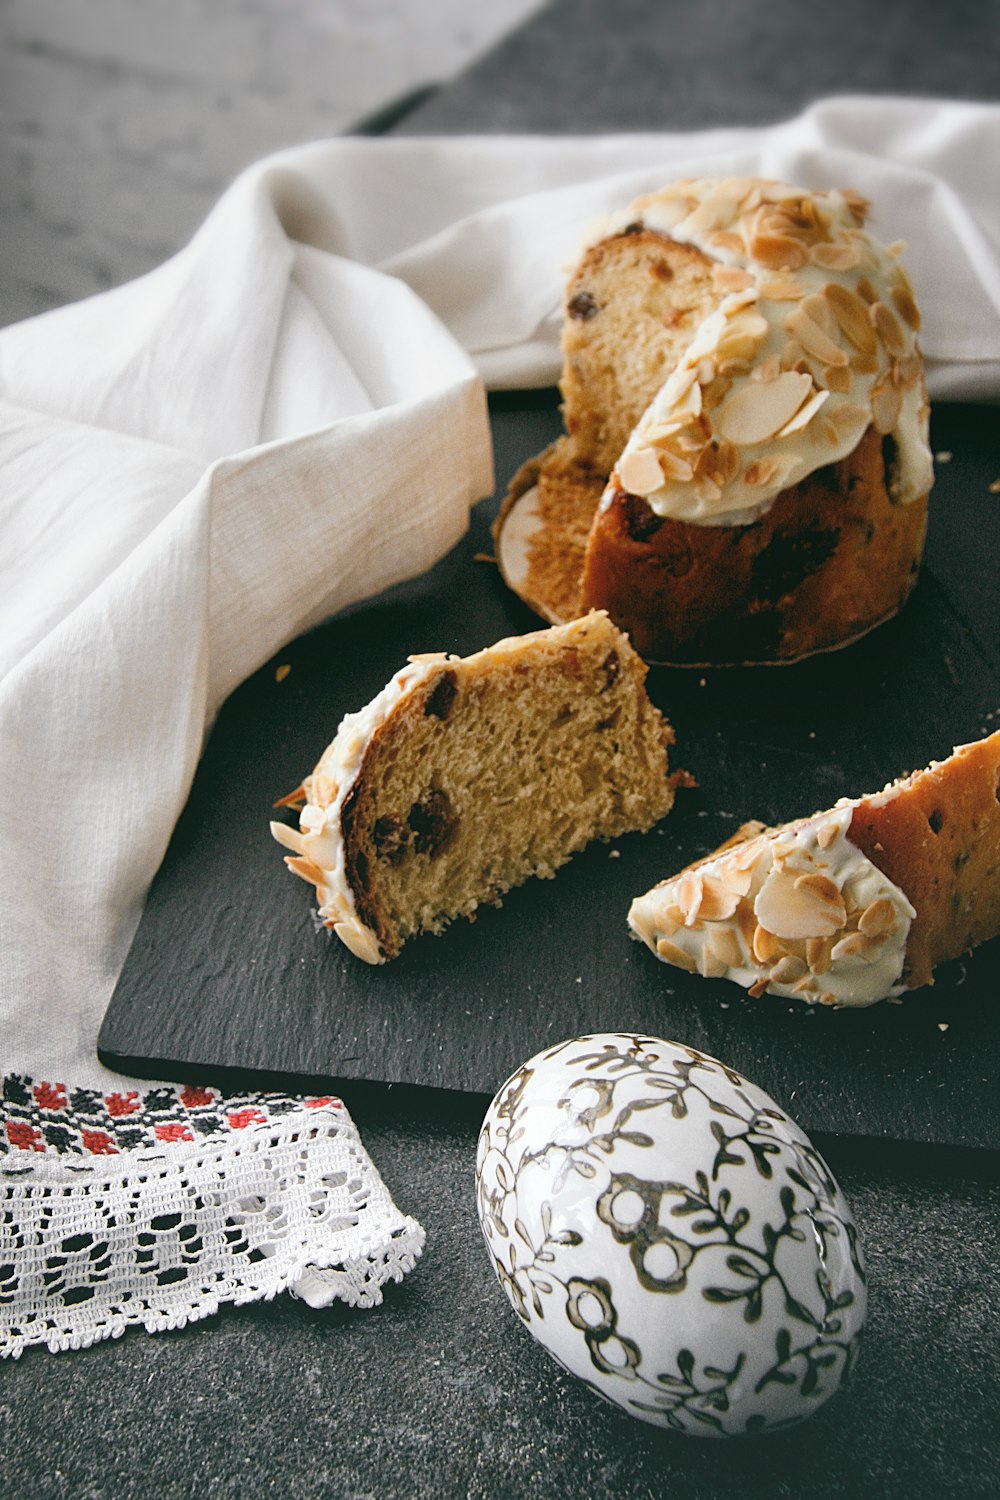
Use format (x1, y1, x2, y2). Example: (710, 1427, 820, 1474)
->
(6, 2, 1000, 1496)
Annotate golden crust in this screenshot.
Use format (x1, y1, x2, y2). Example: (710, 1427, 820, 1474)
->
(848, 732, 1000, 989)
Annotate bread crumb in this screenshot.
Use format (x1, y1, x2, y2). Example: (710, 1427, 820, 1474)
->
(275, 663, 291, 683)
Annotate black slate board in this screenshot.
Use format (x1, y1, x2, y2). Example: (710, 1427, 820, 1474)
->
(99, 394, 1000, 1149)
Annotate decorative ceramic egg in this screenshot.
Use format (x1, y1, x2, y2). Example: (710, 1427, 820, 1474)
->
(476, 1033, 866, 1436)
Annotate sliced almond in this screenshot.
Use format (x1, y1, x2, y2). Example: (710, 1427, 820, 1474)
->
(755, 867, 846, 940)
(697, 873, 742, 923)
(702, 375, 733, 410)
(752, 923, 782, 964)
(858, 897, 899, 937)
(699, 947, 729, 979)
(618, 447, 665, 497)
(806, 936, 834, 976)
(715, 371, 814, 444)
(786, 307, 849, 368)
(815, 819, 839, 850)
(743, 458, 779, 488)
(674, 870, 705, 925)
(710, 232, 747, 258)
(759, 279, 807, 302)
(771, 954, 809, 985)
(819, 363, 852, 394)
(335, 920, 383, 965)
(708, 926, 745, 969)
(736, 901, 758, 948)
(750, 234, 807, 270)
(871, 378, 903, 435)
(830, 931, 880, 963)
(892, 350, 922, 390)
(855, 276, 879, 305)
(824, 282, 878, 354)
(270, 820, 307, 855)
(656, 937, 698, 972)
(891, 277, 921, 332)
(751, 354, 782, 383)
(871, 301, 908, 358)
(776, 387, 830, 439)
(809, 241, 861, 270)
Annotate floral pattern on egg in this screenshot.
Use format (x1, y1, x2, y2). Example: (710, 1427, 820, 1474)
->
(475, 1033, 866, 1436)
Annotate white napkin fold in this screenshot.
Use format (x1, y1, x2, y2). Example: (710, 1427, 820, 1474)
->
(2, 96, 998, 1354)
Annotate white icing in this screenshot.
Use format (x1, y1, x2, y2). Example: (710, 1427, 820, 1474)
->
(271, 656, 443, 964)
(584, 177, 934, 527)
(628, 805, 917, 1008)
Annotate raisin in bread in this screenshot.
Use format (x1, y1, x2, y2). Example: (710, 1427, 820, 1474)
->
(629, 731, 1000, 1006)
(495, 177, 935, 665)
(272, 613, 676, 963)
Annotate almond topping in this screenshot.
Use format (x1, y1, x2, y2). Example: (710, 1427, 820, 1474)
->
(618, 447, 666, 497)
(674, 870, 704, 925)
(751, 354, 782, 383)
(855, 276, 879, 305)
(871, 379, 903, 435)
(285, 855, 326, 888)
(892, 350, 922, 390)
(752, 923, 782, 964)
(786, 308, 849, 368)
(743, 458, 779, 488)
(891, 280, 922, 331)
(759, 279, 806, 302)
(871, 301, 908, 357)
(823, 282, 878, 354)
(656, 937, 698, 972)
(755, 867, 846, 940)
(697, 873, 742, 923)
(335, 920, 383, 965)
(270, 820, 306, 855)
(771, 955, 809, 985)
(736, 901, 758, 947)
(809, 241, 861, 270)
(702, 375, 733, 410)
(776, 387, 830, 439)
(708, 927, 745, 969)
(858, 897, 899, 937)
(815, 820, 839, 850)
(806, 936, 834, 975)
(750, 234, 808, 270)
(714, 231, 746, 256)
(820, 363, 853, 394)
(699, 947, 729, 979)
(830, 932, 879, 963)
(715, 371, 814, 445)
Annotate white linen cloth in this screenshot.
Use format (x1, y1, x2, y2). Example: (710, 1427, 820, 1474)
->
(2, 97, 999, 1357)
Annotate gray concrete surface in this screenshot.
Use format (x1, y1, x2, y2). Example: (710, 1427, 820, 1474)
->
(0, 0, 543, 326)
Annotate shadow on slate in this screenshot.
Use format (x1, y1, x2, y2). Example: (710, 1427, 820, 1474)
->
(100, 394, 1000, 1151)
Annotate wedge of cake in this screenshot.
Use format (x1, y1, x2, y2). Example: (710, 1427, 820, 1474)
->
(495, 176, 934, 665)
(629, 731, 1000, 1006)
(273, 613, 677, 963)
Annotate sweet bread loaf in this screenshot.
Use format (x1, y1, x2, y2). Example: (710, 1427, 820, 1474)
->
(272, 613, 676, 963)
(628, 731, 1000, 1006)
(496, 177, 935, 665)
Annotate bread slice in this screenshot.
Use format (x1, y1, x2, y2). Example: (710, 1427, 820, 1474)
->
(628, 731, 1000, 1006)
(272, 613, 677, 963)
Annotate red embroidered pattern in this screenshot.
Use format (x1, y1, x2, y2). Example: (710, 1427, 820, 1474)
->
(1, 1076, 343, 1157)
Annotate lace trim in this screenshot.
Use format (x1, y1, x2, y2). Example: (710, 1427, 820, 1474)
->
(1, 1076, 424, 1359)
